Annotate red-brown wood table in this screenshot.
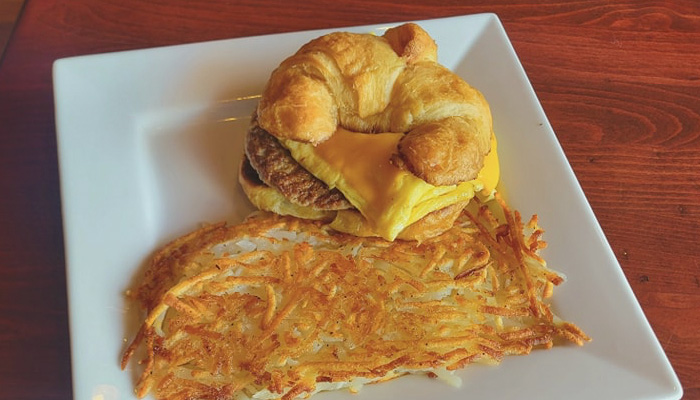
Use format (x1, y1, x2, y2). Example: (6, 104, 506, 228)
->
(1, 1, 698, 399)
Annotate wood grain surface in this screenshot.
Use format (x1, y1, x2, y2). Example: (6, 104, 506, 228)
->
(0, 0, 698, 399)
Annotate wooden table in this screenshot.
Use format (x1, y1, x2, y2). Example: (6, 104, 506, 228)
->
(0, 0, 698, 399)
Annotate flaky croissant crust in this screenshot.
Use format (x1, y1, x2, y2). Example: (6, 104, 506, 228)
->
(257, 23, 493, 186)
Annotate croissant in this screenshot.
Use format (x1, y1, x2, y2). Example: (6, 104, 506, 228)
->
(257, 23, 493, 186)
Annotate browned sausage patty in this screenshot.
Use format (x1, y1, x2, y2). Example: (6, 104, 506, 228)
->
(245, 118, 352, 211)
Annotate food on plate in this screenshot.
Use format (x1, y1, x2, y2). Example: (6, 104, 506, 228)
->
(121, 23, 590, 400)
(121, 198, 589, 400)
(241, 23, 499, 242)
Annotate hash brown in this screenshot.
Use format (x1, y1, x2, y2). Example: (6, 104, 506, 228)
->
(121, 195, 588, 400)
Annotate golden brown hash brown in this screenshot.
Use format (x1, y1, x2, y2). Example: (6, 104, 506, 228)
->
(121, 195, 589, 400)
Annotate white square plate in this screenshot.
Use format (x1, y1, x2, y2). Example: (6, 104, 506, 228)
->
(54, 13, 682, 400)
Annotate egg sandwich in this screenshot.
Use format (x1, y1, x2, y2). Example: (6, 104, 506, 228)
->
(239, 23, 500, 241)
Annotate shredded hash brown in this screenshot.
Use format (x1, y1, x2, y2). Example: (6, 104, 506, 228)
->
(121, 195, 589, 399)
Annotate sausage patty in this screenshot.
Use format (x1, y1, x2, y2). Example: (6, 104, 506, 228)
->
(244, 117, 352, 211)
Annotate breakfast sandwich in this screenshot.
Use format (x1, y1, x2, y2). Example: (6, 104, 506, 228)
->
(239, 23, 499, 242)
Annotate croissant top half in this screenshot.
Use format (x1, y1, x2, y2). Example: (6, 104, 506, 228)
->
(257, 23, 493, 186)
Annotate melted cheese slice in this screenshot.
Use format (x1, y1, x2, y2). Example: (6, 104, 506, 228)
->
(281, 128, 499, 241)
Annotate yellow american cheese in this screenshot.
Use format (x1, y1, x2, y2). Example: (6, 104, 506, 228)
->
(281, 128, 499, 241)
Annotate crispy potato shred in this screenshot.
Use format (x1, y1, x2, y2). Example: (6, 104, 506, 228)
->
(121, 195, 589, 400)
